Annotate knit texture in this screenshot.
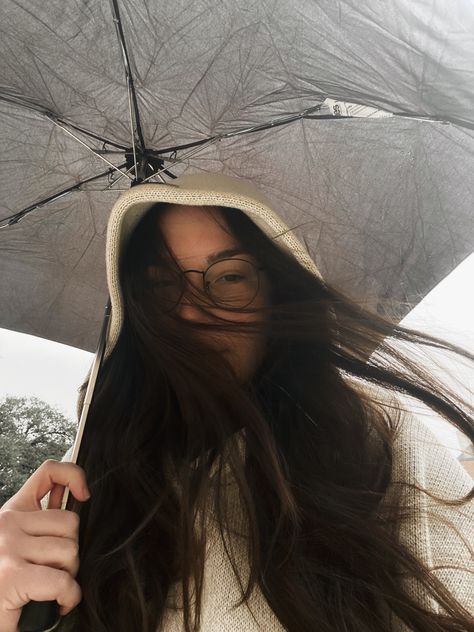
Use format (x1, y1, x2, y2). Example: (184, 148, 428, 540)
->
(43, 393, 473, 630)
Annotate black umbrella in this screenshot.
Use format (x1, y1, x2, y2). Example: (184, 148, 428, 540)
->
(1, 0, 474, 354)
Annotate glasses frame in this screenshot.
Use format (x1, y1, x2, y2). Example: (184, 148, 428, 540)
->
(153, 257, 266, 312)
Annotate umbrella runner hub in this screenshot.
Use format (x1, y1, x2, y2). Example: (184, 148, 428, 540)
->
(124, 148, 165, 184)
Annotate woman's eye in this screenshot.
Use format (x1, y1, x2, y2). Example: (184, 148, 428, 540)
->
(217, 274, 243, 283)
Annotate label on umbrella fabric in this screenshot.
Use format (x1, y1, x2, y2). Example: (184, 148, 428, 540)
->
(323, 98, 394, 118)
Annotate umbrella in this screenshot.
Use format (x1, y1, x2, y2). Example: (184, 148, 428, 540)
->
(1, 0, 474, 355)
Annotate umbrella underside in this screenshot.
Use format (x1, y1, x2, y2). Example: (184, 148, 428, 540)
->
(1, 0, 473, 352)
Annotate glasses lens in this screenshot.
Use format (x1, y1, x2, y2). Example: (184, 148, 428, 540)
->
(205, 259, 258, 307)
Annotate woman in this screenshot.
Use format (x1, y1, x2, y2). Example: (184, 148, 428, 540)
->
(3, 173, 473, 631)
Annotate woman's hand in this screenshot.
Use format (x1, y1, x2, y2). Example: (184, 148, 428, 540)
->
(0, 459, 91, 632)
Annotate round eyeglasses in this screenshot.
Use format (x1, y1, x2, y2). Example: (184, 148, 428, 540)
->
(149, 258, 266, 312)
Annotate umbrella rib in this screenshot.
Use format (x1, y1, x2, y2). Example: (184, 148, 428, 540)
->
(142, 104, 330, 157)
(101, 164, 136, 190)
(0, 163, 127, 228)
(141, 103, 469, 181)
(109, 0, 147, 181)
(0, 90, 128, 150)
(53, 118, 128, 150)
(141, 105, 326, 176)
(143, 104, 469, 158)
(45, 115, 133, 180)
(140, 140, 217, 183)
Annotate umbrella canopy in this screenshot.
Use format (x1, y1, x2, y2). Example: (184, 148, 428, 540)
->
(1, 0, 474, 353)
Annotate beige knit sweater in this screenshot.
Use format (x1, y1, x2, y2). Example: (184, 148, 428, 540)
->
(45, 390, 473, 630)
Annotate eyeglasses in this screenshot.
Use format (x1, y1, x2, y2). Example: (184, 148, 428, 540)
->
(149, 257, 266, 312)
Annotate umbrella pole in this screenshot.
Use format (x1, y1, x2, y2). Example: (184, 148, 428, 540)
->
(61, 297, 112, 508)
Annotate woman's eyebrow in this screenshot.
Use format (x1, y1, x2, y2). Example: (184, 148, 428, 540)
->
(205, 248, 248, 265)
(150, 248, 249, 270)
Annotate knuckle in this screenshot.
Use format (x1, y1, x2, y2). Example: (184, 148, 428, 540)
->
(47, 459, 86, 479)
(71, 581, 83, 607)
(67, 539, 80, 559)
(0, 530, 9, 554)
(42, 458, 60, 468)
(64, 573, 81, 602)
(0, 553, 22, 578)
(0, 509, 15, 529)
(0, 514, 15, 553)
(66, 510, 80, 533)
(57, 568, 73, 591)
(0, 509, 10, 524)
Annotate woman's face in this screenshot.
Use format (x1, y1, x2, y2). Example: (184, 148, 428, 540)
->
(147, 205, 270, 384)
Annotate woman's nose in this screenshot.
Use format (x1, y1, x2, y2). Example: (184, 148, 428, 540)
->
(174, 282, 212, 322)
(175, 297, 206, 321)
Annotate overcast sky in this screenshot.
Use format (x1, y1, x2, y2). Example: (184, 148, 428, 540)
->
(1, 253, 473, 459)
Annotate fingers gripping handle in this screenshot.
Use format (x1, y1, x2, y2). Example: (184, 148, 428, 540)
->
(17, 299, 111, 632)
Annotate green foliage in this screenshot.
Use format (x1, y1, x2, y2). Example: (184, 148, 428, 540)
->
(0, 395, 76, 505)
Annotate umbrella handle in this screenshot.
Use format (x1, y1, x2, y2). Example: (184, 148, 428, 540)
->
(18, 601, 60, 632)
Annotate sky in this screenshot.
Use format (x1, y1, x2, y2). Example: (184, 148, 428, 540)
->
(1, 253, 473, 460)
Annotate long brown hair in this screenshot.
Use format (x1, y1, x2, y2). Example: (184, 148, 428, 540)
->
(60, 202, 474, 632)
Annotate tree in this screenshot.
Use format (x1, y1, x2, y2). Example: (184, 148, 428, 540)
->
(0, 395, 76, 506)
